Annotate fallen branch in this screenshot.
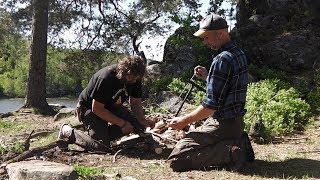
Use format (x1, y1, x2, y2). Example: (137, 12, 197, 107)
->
(274, 136, 309, 141)
(112, 149, 123, 163)
(30, 130, 55, 139)
(1, 139, 69, 167)
(23, 130, 34, 151)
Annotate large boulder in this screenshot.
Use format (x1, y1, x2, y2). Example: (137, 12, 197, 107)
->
(161, 26, 213, 78)
(6, 160, 77, 180)
(235, 0, 320, 88)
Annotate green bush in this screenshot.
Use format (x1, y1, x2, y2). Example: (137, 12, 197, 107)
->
(168, 77, 205, 106)
(307, 88, 320, 113)
(149, 75, 173, 94)
(244, 79, 311, 138)
(306, 71, 320, 113)
(168, 78, 188, 95)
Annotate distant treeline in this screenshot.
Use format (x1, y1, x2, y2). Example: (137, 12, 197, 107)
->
(0, 41, 123, 98)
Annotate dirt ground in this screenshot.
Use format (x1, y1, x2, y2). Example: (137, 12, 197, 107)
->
(1, 110, 320, 180)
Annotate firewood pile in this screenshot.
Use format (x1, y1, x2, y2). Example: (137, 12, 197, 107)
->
(114, 112, 204, 156)
(145, 113, 186, 145)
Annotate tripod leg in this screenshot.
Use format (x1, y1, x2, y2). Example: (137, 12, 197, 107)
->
(175, 85, 194, 117)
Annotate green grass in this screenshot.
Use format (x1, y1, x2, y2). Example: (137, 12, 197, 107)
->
(0, 141, 25, 154)
(0, 121, 32, 136)
(32, 132, 58, 147)
(73, 164, 118, 179)
(0, 121, 16, 128)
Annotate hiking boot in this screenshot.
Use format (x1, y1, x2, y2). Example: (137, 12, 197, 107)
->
(57, 124, 74, 150)
(241, 131, 255, 162)
(58, 123, 73, 140)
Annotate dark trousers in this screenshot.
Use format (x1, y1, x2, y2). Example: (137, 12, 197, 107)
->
(168, 117, 245, 171)
(79, 105, 142, 147)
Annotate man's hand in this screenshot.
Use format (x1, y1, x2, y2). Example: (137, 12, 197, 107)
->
(139, 119, 156, 129)
(194, 65, 208, 81)
(168, 116, 189, 131)
(120, 121, 134, 135)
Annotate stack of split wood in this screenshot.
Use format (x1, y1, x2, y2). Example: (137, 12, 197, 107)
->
(114, 113, 200, 154)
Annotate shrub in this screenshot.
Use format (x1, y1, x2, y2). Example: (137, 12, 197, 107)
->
(244, 79, 311, 138)
(168, 77, 205, 106)
(306, 88, 320, 113)
(149, 75, 173, 94)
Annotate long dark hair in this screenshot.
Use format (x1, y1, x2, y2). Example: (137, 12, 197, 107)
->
(116, 56, 146, 80)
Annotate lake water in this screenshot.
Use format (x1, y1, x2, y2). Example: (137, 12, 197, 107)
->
(0, 98, 78, 114)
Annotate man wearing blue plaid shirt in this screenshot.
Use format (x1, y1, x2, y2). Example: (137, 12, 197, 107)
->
(167, 13, 254, 172)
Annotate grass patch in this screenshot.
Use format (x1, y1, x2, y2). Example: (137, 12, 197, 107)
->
(0, 121, 32, 136)
(0, 141, 25, 154)
(32, 132, 58, 147)
(73, 164, 117, 179)
(0, 121, 16, 128)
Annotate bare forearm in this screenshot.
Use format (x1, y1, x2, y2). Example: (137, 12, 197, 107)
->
(131, 105, 145, 122)
(92, 99, 126, 127)
(183, 105, 215, 124)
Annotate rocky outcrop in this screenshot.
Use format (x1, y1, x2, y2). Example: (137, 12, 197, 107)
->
(235, 0, 320, 87)
(160, 26, 212, 78)
(160, 0, 320, 86)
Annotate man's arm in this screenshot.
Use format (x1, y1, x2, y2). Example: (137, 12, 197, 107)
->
(169, 105, 215, 130)
(92, 99, 133, 134)
(130, 97, 155, 128)
(129, 97, 145, 122)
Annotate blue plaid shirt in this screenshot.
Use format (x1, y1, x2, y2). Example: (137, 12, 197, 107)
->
(202, 41, 248, 120)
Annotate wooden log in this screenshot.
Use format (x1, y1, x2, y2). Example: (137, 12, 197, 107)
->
(114, 133, 165, 155)
(1, 139, 69, 167)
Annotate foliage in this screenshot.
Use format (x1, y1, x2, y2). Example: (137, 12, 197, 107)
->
(149, 75, 173, 94)
(0, 141, 25, 154)
(0, 32, 125, 98)
(73, 164, 115, 179)
(0, 11, 29, 97)
(248, 64, 320, 113)
(1, 0, 201, 53)
(168, 78, 189, 95)
(168, 77, 206, 106)
(305, 71, 320, 113)
(0, 121, 16, 128)
(306, 88, 320, 113)
(244, 79, 312, 138)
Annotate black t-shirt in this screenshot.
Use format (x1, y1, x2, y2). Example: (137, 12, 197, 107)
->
(78, 64, 142, 110)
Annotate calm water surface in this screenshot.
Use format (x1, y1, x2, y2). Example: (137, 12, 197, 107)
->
(0, 98, 78, 114)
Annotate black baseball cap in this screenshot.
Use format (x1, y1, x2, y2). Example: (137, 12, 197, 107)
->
(194, 14, 229, 37)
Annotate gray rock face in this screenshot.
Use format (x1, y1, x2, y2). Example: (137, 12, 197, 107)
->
(262, 30, 320, 72)
(235, 0, 320, 89)
(6, 160, 77, 180)
(161, 26, 212, 78)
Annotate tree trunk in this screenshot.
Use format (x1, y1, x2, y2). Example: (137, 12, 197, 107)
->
(24, 0, 52, 114)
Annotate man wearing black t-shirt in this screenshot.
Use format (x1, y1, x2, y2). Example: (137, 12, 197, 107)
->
(58, 56, 154, 151)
